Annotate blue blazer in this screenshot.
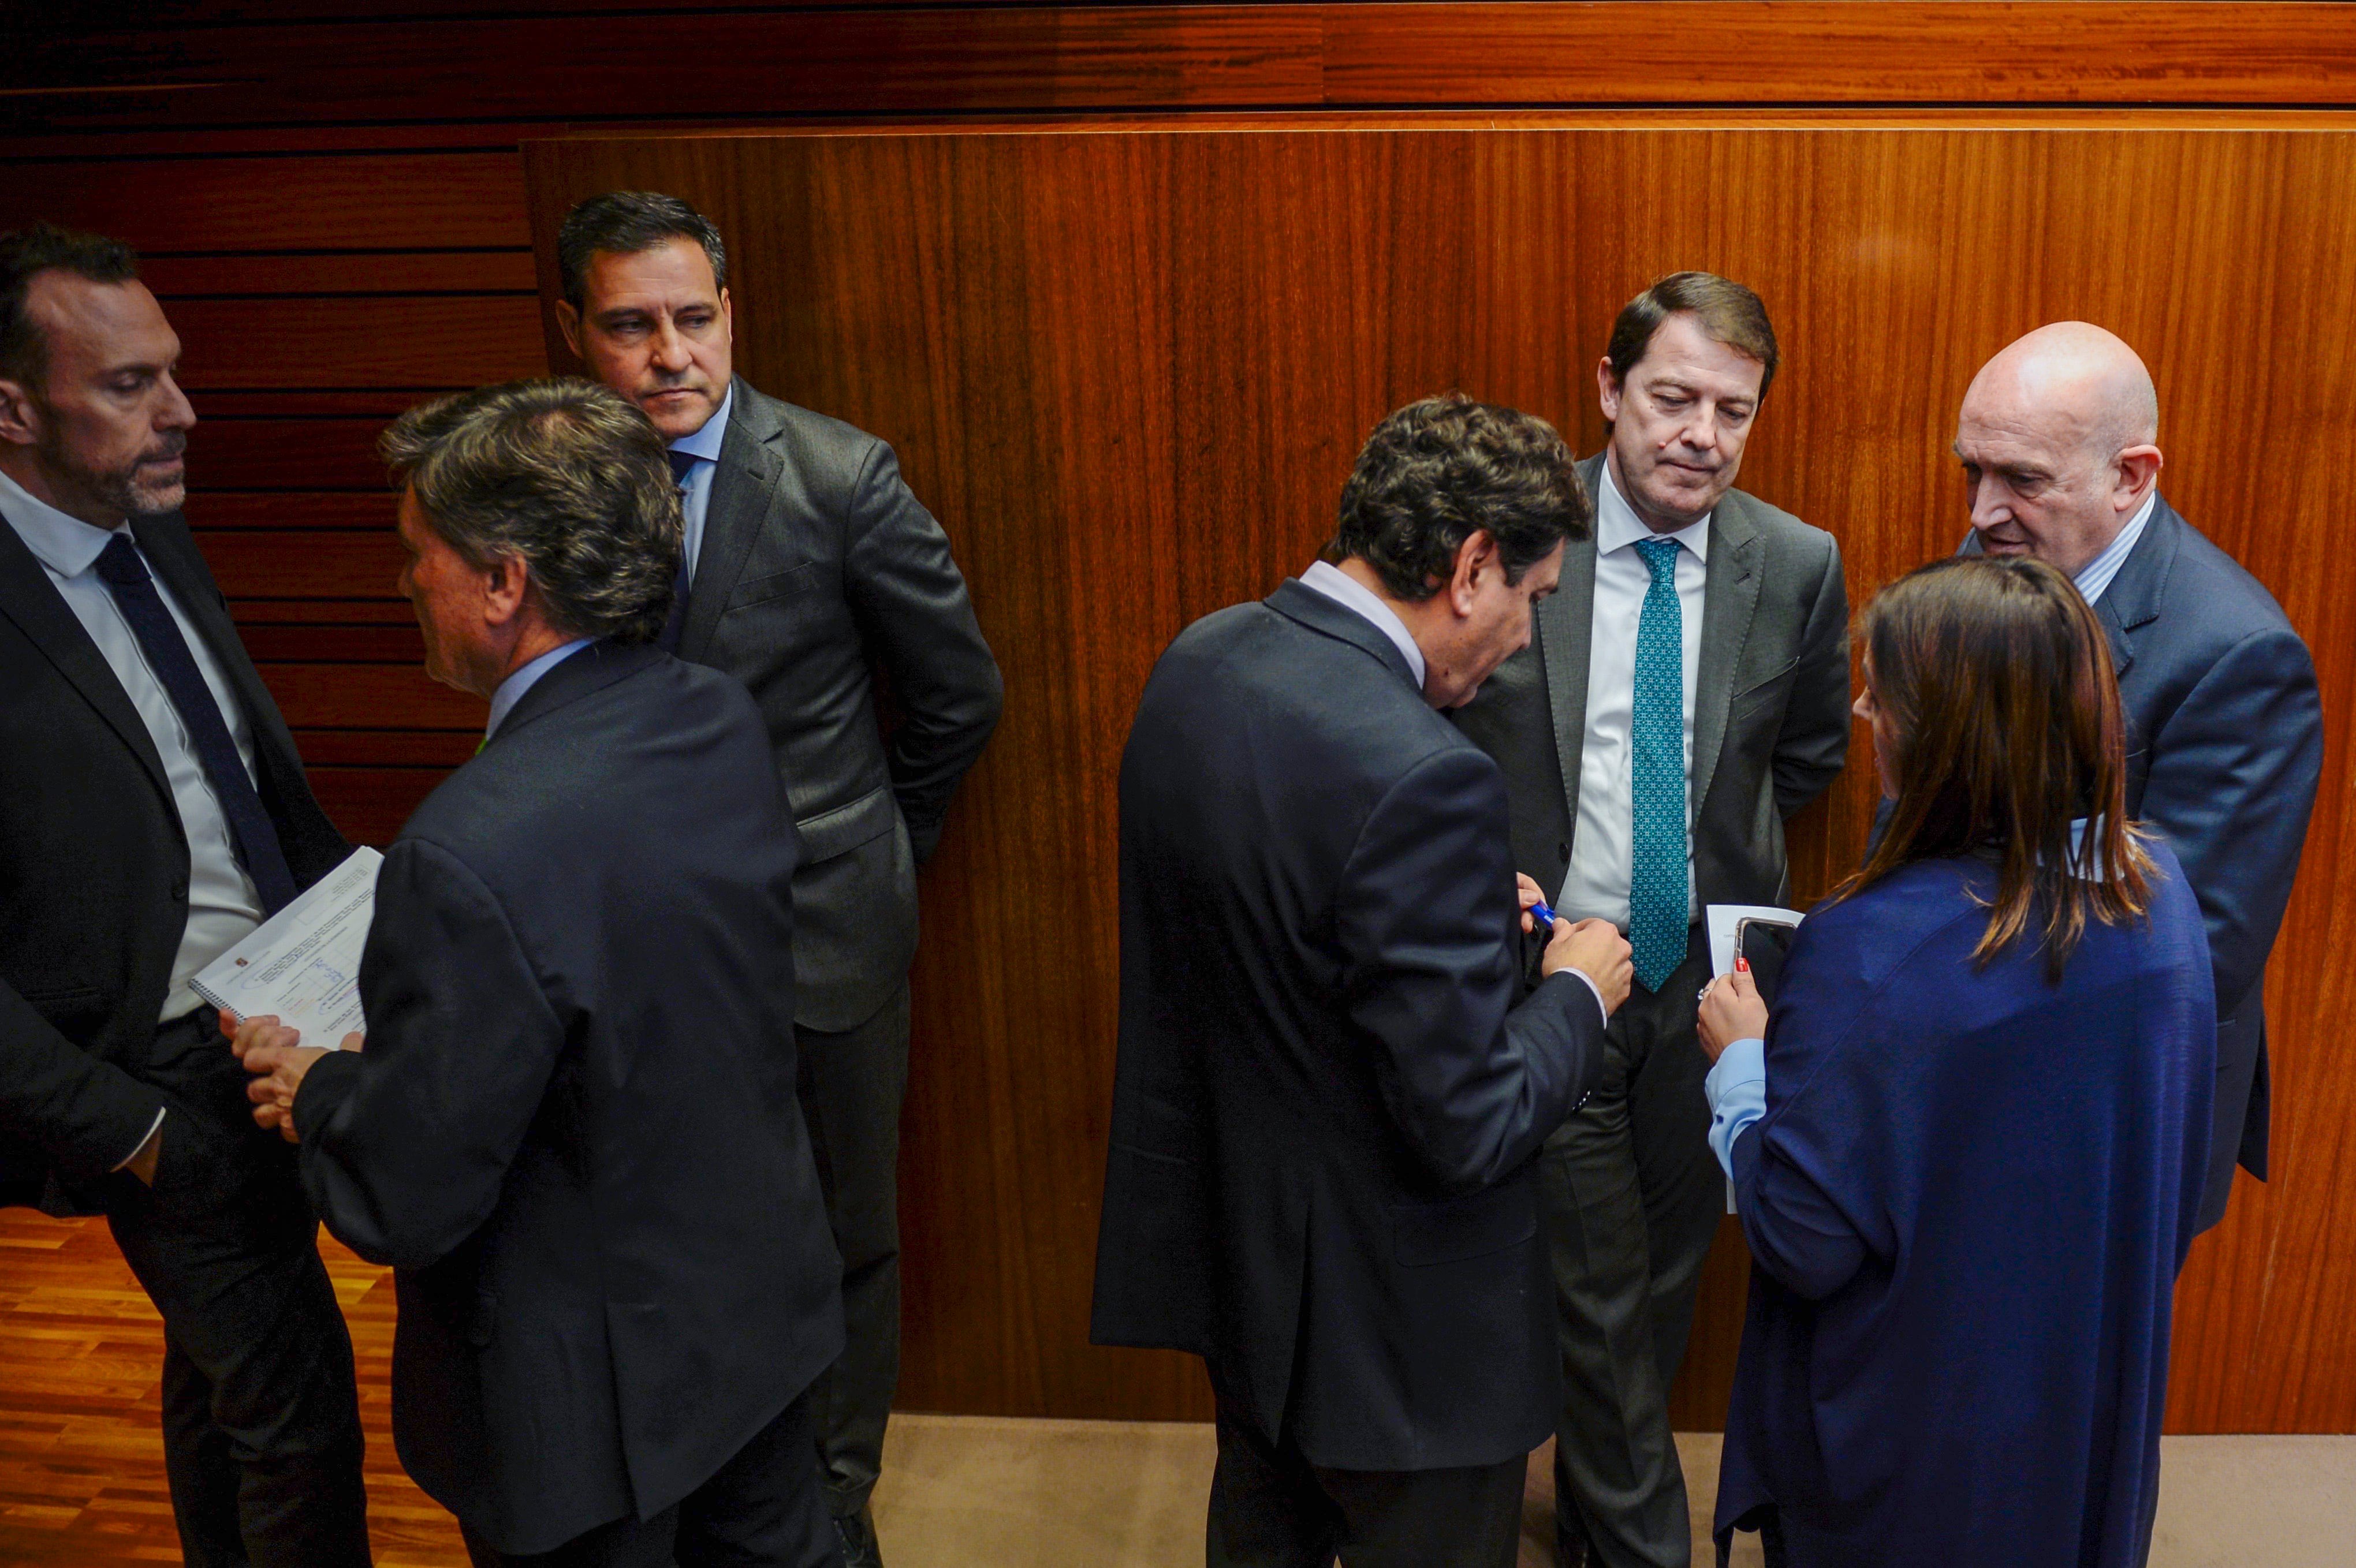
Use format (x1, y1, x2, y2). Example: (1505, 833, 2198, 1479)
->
(1971, 498, 2321, 1229)
(1714, 848, 2215, 1567)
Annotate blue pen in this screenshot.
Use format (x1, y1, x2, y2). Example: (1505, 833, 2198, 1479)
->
(1527, 897, 1560, 931)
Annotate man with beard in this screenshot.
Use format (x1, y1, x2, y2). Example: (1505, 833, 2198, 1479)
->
(0, 223, 372, 1566)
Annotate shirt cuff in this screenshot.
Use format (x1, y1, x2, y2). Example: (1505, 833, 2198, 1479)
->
(112, 1107, 167, 1173)
(1703, 1037, 1768, 1182)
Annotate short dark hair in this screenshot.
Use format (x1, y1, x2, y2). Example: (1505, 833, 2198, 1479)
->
(556, 191, 729, 311)
(0, 223, 141, 390)
(1326, 394, 1590, 602)
(1839, 555, 2156, 979)
(1604, 271, 1779, 398)
(381, 379, 680, 645)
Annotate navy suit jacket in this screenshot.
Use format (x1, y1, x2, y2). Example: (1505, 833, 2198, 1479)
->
(1967, 496, 2321, 1230)
(1091, 580, 1606, 1470)
(292, 642, 842, 1555)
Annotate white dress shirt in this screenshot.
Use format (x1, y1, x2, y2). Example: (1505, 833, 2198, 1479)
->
(1559, 460, 1709, 929)
(1, 469, 264, 1022)
(668, 380, 734, 586)
(2072, 492, 2156, 605)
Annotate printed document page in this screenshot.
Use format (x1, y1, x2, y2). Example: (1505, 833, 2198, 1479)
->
(189, 847, 381, 1048)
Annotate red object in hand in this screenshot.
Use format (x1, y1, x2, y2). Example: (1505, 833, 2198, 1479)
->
(1735, 954, 1751, 973)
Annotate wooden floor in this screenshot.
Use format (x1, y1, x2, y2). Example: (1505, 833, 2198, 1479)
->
(0, 1207, 467, 1565)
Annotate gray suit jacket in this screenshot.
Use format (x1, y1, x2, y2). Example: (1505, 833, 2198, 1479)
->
(680, 380, 1003, 1031)
(1965, 497, 2321, 1231)
(1455, 454, 1850, 925)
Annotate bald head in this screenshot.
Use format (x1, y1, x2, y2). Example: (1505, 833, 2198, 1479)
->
(1954, 323, 2164, 578)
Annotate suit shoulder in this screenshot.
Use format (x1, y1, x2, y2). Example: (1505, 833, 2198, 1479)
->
(1727, 487, 1836, 555)
(2157, 510, 2299, 642)
(740, 381, 888, 473)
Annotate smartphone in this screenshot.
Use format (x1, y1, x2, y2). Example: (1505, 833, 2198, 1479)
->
(1732, 916, 1799, 1008)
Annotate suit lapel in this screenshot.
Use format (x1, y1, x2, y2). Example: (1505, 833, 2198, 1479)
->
(1538, 528, 1597, 832)
(0, 517, 173, 802)
(1690, 491, 1762, 817)
(2094, 495, 2178, 680)
(680, 380, 781, 664)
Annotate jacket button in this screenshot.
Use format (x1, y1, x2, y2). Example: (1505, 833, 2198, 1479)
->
(1557, 842, 1570, 863)
(169, 878, 188, 901)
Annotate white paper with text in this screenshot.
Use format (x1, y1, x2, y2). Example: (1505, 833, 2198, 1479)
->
(189, 847, 381, 1048)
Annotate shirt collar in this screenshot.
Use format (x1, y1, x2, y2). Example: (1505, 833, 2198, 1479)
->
(666, 380, 735, 465)
(1595, 457, 1711, 562)
(2071, 491, 2156, 605)
(0, 466, 124, 576)
(1299, 560, 1427, 689)
(486, 638, 594, 740)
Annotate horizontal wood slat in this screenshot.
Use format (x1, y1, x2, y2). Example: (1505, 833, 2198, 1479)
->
(192, 529, 406, 599)
(308, 767, 454, 846)
(183, 421, 396, 490)
(9, 5, 2356, 134)
(142, 252, 538, 297)
(186, 494, 394, 531)
(0, 153, 530, 253)
(255, 663, 485, 730)
(165, 295, 545, 389)
(294, 729, 475, 767)
(241, 625, 423, 663)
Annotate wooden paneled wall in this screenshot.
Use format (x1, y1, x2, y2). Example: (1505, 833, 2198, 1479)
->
(5, 5, 2353, 1436)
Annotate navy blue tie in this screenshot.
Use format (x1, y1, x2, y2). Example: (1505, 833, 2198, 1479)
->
(93, 533, 299, 915)
(656, 447, 699, 653)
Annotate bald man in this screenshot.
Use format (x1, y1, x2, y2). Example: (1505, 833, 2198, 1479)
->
(1954, 322, 2322, 1233)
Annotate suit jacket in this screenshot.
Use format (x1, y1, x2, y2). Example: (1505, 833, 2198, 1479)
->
(0, 509, 346, 1212)
(1091, 580, 1608, 1471)
(290, 643, 844, 1555)
(1455, 456, 1851, 922)
(679, 380, 1003, 1031)
(1966, 496, 2321, 1230)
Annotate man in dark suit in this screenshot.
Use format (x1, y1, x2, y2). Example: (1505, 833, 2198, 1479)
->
(551, 191, 1002, 1568)
(1453, 275, 1851, 1568)
(0, 223, 372, 1567)
(1094, 394, 1632, 1567)
(235, 379, 845, 1567)
(1954, 320, 2323, 1233)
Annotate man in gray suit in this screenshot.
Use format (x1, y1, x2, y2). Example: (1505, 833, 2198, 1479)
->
(1455, 274, 1850, 1568)
(556, 191, 1004, 1568)
(1954, 322, 2322, 1234)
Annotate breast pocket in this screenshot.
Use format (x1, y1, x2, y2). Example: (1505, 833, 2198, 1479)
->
(1729, 654, 1800, 719)
(725, 562, 819, 613)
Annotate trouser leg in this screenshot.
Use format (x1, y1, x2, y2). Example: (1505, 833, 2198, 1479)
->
(793, 982, 911, 1520)
(1205, 1371, 1339, 1568)
(1544, 924, 1711, 1568)
(674, 1391, 845, 1568)
(106, 1019, 372, 1568)
(1628, 935, 1728, 1401)
(1317, 1454, 1526, 1568)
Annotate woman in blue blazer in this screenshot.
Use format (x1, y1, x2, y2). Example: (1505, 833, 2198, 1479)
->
(1697, 556, 2216, 1567)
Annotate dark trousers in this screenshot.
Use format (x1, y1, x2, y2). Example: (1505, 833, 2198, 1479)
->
(1205, 1377, 1525, 1568)
(461, 1392, 842, 1568)
(103, 1010, 371, 1568)
(1544, 924, 1721, 1568)
(794, 980, 911, 1520)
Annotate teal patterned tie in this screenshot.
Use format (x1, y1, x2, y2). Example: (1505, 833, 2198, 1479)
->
(1629, 537, 1688, 992)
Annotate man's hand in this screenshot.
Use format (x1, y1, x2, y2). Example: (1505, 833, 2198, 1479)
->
(1697, 966, 1770, 1062)
(1543, 917, 1633, 1017)
(124, 1121, 162, 1186)
(225, 1012, 339, 1143)
(1516, 873, 1548, 933)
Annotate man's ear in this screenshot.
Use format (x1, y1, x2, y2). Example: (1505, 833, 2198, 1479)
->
(2115, 444, 2163, 506)
(554, 300, 585, 363)
(1596, 356, 1624, 423)
(720, 286, 734, 341)
(0, 376, 40, 447)
(479, 553, 531, 628)
(1449, 530, 1498, 616)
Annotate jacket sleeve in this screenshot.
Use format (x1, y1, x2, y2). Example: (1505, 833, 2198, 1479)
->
(841, 438, 1004, 863)
(1334, 746, 1606, 1192)
(292, 838, 565, 1270)
(0, 981, 169, 1182)
(2134, 624, 2324, 1018)
(1773, 532, 1852, 818)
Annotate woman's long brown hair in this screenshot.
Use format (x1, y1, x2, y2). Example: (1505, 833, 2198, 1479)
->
(1833, 555, 2156, 978)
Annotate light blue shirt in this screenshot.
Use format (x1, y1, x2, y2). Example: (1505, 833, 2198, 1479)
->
(668, 380, 734, 585)
(1299, 559, 1427, 688)
(2072, 491, 2156, 605)
(1705, 1036, 1769, 1180)
(485, 639, 592, 740)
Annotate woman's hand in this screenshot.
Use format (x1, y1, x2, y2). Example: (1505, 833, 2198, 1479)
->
(1697, 965, 1770, 1062)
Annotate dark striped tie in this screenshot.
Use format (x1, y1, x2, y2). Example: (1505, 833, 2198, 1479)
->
(657, 447, 699, 653)
(93, 533, 299, 914)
